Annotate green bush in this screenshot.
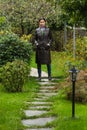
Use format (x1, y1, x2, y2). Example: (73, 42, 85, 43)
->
(67, 82, 87, 103)
(66, 37, 87, 60)
(0, 67, 3, 83)
(52, 30, 64, 51)
(2, 59, 30, 92)
(0, 31, 33, 66)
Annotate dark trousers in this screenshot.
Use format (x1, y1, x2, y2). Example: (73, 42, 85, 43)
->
(37, 64, 51, 78)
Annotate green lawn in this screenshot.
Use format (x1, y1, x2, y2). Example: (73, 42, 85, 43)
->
(0, 77, 39, 130)
(0, 51, 87, 130)
(48, 91, 87, 130)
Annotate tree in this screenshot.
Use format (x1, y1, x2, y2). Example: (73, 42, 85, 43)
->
(58, 0, 87, 27)
(0, 0, 59, 34)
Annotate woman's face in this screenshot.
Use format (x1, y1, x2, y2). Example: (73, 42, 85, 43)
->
(39, 20, 46, 27)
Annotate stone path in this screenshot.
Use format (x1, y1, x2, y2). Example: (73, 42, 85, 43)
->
(30, 68, 48, 77)
(22, 68, 59, 130)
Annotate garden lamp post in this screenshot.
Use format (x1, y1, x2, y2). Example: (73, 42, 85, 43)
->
(69, 66, 78, 118)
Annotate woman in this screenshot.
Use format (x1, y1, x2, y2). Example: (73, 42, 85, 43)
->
(34, 18, 52, 81)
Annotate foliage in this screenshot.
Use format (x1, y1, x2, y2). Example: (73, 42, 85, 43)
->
(0, 31, 33, 66)
(66, 37, 87, 60)
(52, 30, 64, 51)
(59, 0, 87, 27)
(67, 82, 87, 103)
(21, 34, 32, 42)
(66, 69, 87, 103)
(0, 67, 3, 83)
(0, 0, 60, 34)
(0, 16, 9, 31)
(1, 59, 30, 92)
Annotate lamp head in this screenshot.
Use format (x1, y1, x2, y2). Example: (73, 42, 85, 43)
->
(69, 66, 78, 82)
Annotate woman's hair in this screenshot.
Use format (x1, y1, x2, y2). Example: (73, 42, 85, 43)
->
(39, 18, 46, 22)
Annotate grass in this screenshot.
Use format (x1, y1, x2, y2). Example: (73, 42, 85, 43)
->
(31, 51, 87, 130)
(0, 51, 87, 130)
(48, 92, 87, 130)
(0, 77, 39, 130)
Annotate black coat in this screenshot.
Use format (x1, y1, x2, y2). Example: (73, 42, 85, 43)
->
(34, 27, 52, 64)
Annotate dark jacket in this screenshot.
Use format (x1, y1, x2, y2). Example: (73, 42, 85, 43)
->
(34, 27, 52, 64)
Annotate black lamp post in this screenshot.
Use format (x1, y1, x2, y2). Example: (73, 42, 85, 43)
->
(69, 66, 78, 118)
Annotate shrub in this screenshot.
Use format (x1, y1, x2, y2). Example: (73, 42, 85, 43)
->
(0, 67, 3, 83)
(52, 30, 64, 51)
(67, 82, 87, 103)
(66, 70, 87, 103)
(0, 31, 33, 66)
(2, 59, 30, 92)
(66, 37, 87, 60)
(21, 34, 32, 42)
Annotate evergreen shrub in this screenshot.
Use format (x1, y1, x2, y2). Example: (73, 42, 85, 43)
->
(2, 59, 30, 92)
(0, 31, 33, 66)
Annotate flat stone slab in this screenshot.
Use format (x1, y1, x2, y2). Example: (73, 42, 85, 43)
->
(37, 92, 57, 97)
(39, 82, 55, 85)
(41, 78, 49, 82)
(40, 86, 56, 90)
(27, 101, 51, 105)
(22, 117, 55, 127)
(26, 128, 53, 130)
(36, 96, 50, 100)
(39, 89, 57, 93)
(33, 98, 47, 101)
(30, 68, 48, 77)
(24, 110, 47, 117)
(29, 106, 50, 110)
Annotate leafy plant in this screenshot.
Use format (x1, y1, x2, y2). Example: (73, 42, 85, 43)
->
(0, 67, 3, 83)
(0, 31, 33, 66)
(2, 59, 30, 92)
(66, 37, 87, 60)
(21, 34, 32, 42)
(0, 16, 9, 30)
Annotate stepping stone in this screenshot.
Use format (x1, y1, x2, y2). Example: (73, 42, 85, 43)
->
(39, 82, 55, 85)
(30, 68, 48, 77)
(39, 89, 58, 93)
(33, 98, 47, 101)
(27, 101, 52, 105)
(29, 106, 50, 110)
(37, 92, 57, 97)
(40, 86, 58, 90)
(41, 78, 49, 82)
(39, 90, 50, 93)
(36, 96, 50, 100)
(22, 117, 55, 127)
(40, 86, 56, 90)
(24, 110, 47, 117)
(26, 128, 53, 130)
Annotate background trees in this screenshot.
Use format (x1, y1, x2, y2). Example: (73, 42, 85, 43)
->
(58, 0, 87, 27)
(0, 0, 87, 51)
(0, 0, 59, 35)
